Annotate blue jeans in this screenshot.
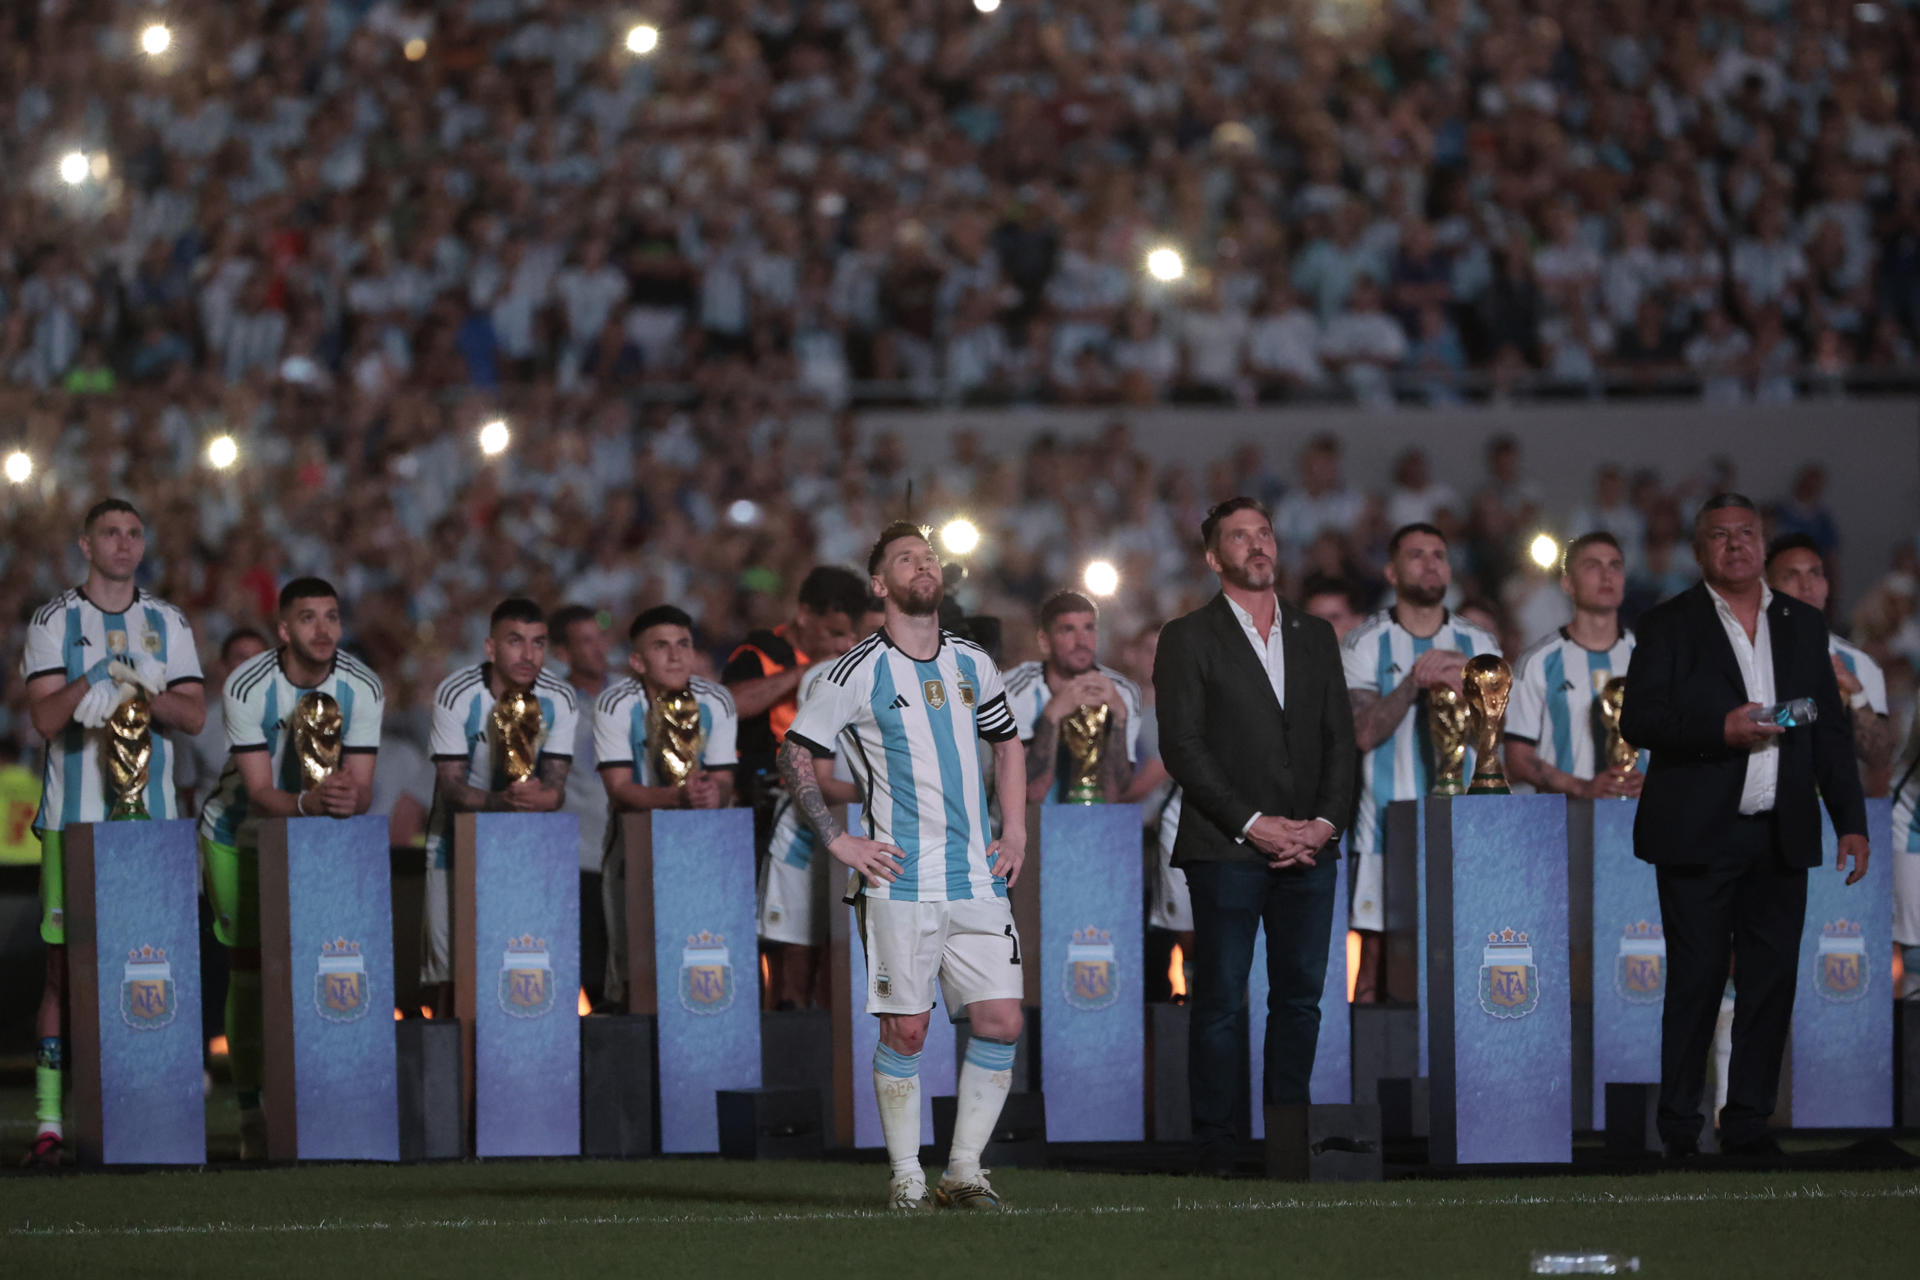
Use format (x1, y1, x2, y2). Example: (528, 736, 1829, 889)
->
(1185, 856, 1338, 1149)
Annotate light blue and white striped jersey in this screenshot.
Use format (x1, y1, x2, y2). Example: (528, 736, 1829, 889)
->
(424, 663, 580, 871)
(1342, 607, 1502, 856)
(786, 628, 1019, 902)
(1506, 627, 1639, 784)
(592, 673, 739, 854)
(198, 647, 385, 848)
(21, 587, 203, 831)
(1829, 634, 1888, 717)
(767, 663, 856, 871)
(1002, 659, 1143, 803)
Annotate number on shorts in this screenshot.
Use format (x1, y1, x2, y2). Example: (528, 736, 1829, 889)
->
(1004, 925, 1020, 966)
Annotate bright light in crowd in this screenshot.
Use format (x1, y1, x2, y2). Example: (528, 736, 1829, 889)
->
(4, 451, 31, 485)
(1083, 559, 1120, 598)
(625, 23, 659, 54)
(973, 0, 1002, 12)
(59, 152, 90, 186)
(1145, 246, 1185, 282)
(403, 37, 427, 61)
(90, 153, 111, 180)
(140, 23, 172, 55)
(726, 498, 762, 526)
(1529, 533, 1561, 571)
(207, 436, 239, 470)
(940, 518, 980, 556)
(478, 419, 511, 456)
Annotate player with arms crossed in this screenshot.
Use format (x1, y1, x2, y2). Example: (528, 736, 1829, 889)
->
(19, 498, 206, 1166)
(421, 598, 577, 1015)
(198, 578, 383, 1156)
(778, 522, 1027, 1213)
(595, 605, 739, 1007)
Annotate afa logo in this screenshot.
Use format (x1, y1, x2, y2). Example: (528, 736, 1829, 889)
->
(1063, 926, 1118, 1011)
(1815, 919, 1869, 1003)
(1478, 928, 1539, 1020)
(315, 938, 371, 1023)
(121, 944, 176, 1031)
(498, 934, 555, 1018)
(1615, 920, 1665, 1005)
(680, 931, 734, 1015)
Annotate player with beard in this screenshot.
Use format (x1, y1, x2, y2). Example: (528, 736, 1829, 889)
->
(1004, 591, 1141, 804)
(198, 578, 383, 1156)
(779, 522, 1026, 1212)
(1341, 523, 1500, 1001)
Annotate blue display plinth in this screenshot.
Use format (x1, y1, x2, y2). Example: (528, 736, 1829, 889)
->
(65, 820, 206, 1165)
(259, 815, 399, 1161)
(1426, 795, 1572, 1165)
(1569, 798, 1661, 1132)
(1790, 799, 1894, 1128)
(1250, 843, 1351, 1139)
(455, 812, 581, 1157)
(1037, 803, 1144, 1142)
(1383, 799, 1429, 1075)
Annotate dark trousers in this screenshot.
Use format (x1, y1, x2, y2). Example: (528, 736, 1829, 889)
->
(1654, 813, 1808, 1146)
(1185, 856, 1338, 1150)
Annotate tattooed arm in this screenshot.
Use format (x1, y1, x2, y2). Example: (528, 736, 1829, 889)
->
(436, 759, 506, 813)
(779, 736, 902, 884)
(1099, 705, 1134, 802)
(1024, 715, 1060, 803)
(1349, 683, 1419, 753)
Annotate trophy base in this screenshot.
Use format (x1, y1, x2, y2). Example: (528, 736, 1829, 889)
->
(1062, 787, 1103, 806)
(1429, 781, 1468, 798)
(1465, 776, 1512, 796)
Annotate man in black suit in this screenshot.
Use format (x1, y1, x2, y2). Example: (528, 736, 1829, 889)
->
(1622, 493, 1869, 1158)
(1154, 497, 1358, 1172)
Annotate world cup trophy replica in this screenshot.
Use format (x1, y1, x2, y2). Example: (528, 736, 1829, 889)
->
(647, 688, 707, 789)
(104, 691, 154, 820)
(1427, 686, 1471, 796)
(1595, 677, 1638, 776)
(1463, 654, 1513, 796)
(292, 691, 344, 791)
(1060, 703, 1110, 805)
(492, 688, 545, 784)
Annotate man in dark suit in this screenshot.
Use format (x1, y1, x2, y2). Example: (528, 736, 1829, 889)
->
(1154, 497, 1358, 1172)
(1622, 493, 1869, 1159)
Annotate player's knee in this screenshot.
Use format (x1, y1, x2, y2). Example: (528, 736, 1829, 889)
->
(968, 1002, 1024, 1042)
(880, 1013, 930, 1055)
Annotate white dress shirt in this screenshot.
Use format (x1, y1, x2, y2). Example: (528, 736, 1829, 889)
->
(1706, 581, 1779, 814)
(1225, 593, 1338, 842)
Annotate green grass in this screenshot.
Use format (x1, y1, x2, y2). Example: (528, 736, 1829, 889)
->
(6, 1159, 1918, 1279)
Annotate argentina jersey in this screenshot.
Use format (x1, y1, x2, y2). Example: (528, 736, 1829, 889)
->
(1506, 628, 1639, 784)
(21, 588, 203, 830)
(1342, 607, 1502, 859)
(1002, 660, 1144, 802)
(767, 663, 855, 872)
(425, 663, 579, 870)
(593, 675, 739, 849)
(786, 629, 1018, 903)
(1829, 634, 1888, 717)
(198, 648, 385, 848)
(1894, 718, 1920, 948)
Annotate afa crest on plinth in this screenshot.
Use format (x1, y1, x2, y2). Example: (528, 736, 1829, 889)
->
(499, 934, 555, 1017)
(315, 937, 371, 1023)
(1815, 919, 1868, 1003)
(680, 930, 734, 1015)
(1478, 928, 1538, 1019)
(1063, 926, 1117, 1011)
(121, 944, 176, 1031)
(1615, 920, 1665, 1005)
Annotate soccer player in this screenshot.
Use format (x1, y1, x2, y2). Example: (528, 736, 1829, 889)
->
(175, 628, 269, 816)
(1765, 534, 1894, 784)
(1891, 719, 1919, 998)
(550, 604, 614, 1003)
(1003, 591, 1141, 805)
(19, 498, 206, 1167)
(779, 521, 1026, 1213)
(1504, 532, 1645, 800)
(594, 605, 739, 1007)
(1342, 522, 1500, 1001)
(421, 598, 577, 1015)
(197, 578, 383, 1156)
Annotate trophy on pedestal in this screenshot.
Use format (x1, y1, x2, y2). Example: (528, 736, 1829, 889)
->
(1463, 655, 1513, 796)
(1428, 686, 1471, 797)
(492, 689, 545, 784)
(647, 689, 707, 789)
(292, 691, 343, 790)
(1595, 677, 1638, 776)
(104, 692, 153, 821)
(1059, 704, 1109, 805)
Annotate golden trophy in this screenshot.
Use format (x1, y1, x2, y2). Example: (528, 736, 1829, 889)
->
(1060, 703, 1110, 805)
(104, 692, 154, 821)
(292, 691, 344, 792)
(647, 687, 707, 788)
(1463, 654, 1514, 795)
(1596, 676, 1638, 775)
(1427, 686, 1471, 796)
(492, 688, 545, 784)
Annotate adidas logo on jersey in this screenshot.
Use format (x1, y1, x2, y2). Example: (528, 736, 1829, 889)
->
(888, 694, 910, 710)
(74, 636, 92, 647)
(1559, 680, 1577, 692)
(1386, 662, 1403, 676)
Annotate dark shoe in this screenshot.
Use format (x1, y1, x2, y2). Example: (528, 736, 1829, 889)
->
(1663, 1134, 1700, 1161)
(1722, 1133, 1786, 1160)
(1195, 1145, 1237, 1178)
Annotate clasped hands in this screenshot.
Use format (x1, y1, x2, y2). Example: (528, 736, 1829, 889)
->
(1246, 814, 1332, 869)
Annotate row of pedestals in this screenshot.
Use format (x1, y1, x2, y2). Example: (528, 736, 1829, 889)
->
(59, 795, 1901, 1166)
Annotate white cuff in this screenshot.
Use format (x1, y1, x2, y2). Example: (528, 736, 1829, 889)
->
(1237, 811, 1261, 844)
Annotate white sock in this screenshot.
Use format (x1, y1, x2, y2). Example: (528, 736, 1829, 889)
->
(873, 1043, 923, 1182)
(946, 1036, 1016, 1182)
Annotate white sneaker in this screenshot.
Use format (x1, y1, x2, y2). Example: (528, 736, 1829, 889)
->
(888, 1174, 933, 1213)
(934, 1169, 1004, 1211)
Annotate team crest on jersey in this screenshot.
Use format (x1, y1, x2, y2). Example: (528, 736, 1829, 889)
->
(1063, 927, 1118, 1011)
(121, 945, 176, 1031)
(1816, 919, 1869, 1003)
(315, 938, 371, 1023)
(141, 627, 163, 655)
(680, 931, 734, 1014)
(1615, 921, 1665, 1004)
(107, 630, 129, 655)
(1478, 928, 1538, 1019)
(957, 676, 976, 708)
(498, 935, 555, 1017)
(923, 680, 947, 710)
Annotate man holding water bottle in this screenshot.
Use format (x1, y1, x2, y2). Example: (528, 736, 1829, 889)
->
(1621, 494, 1868, 1160)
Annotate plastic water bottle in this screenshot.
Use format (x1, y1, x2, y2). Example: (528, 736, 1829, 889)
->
(1530, 1253, 1641, 1275)
(1749, 697, 1817, 728)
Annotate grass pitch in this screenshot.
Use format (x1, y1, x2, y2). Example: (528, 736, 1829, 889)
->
(7, 1159, 1918, 1279)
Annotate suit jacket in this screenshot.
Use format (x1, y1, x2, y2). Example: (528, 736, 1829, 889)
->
(1154, 593, 1357, 868)
(1620, 582, 1866, 868)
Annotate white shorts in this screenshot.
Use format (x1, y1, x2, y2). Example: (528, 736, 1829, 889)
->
(860, 894, 1024, 1018)
(1350, 847, 1385, 933)
(421, 862, 453, 986)
(758, 851, 828, 946)
(1148, 836, 1192, 932)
